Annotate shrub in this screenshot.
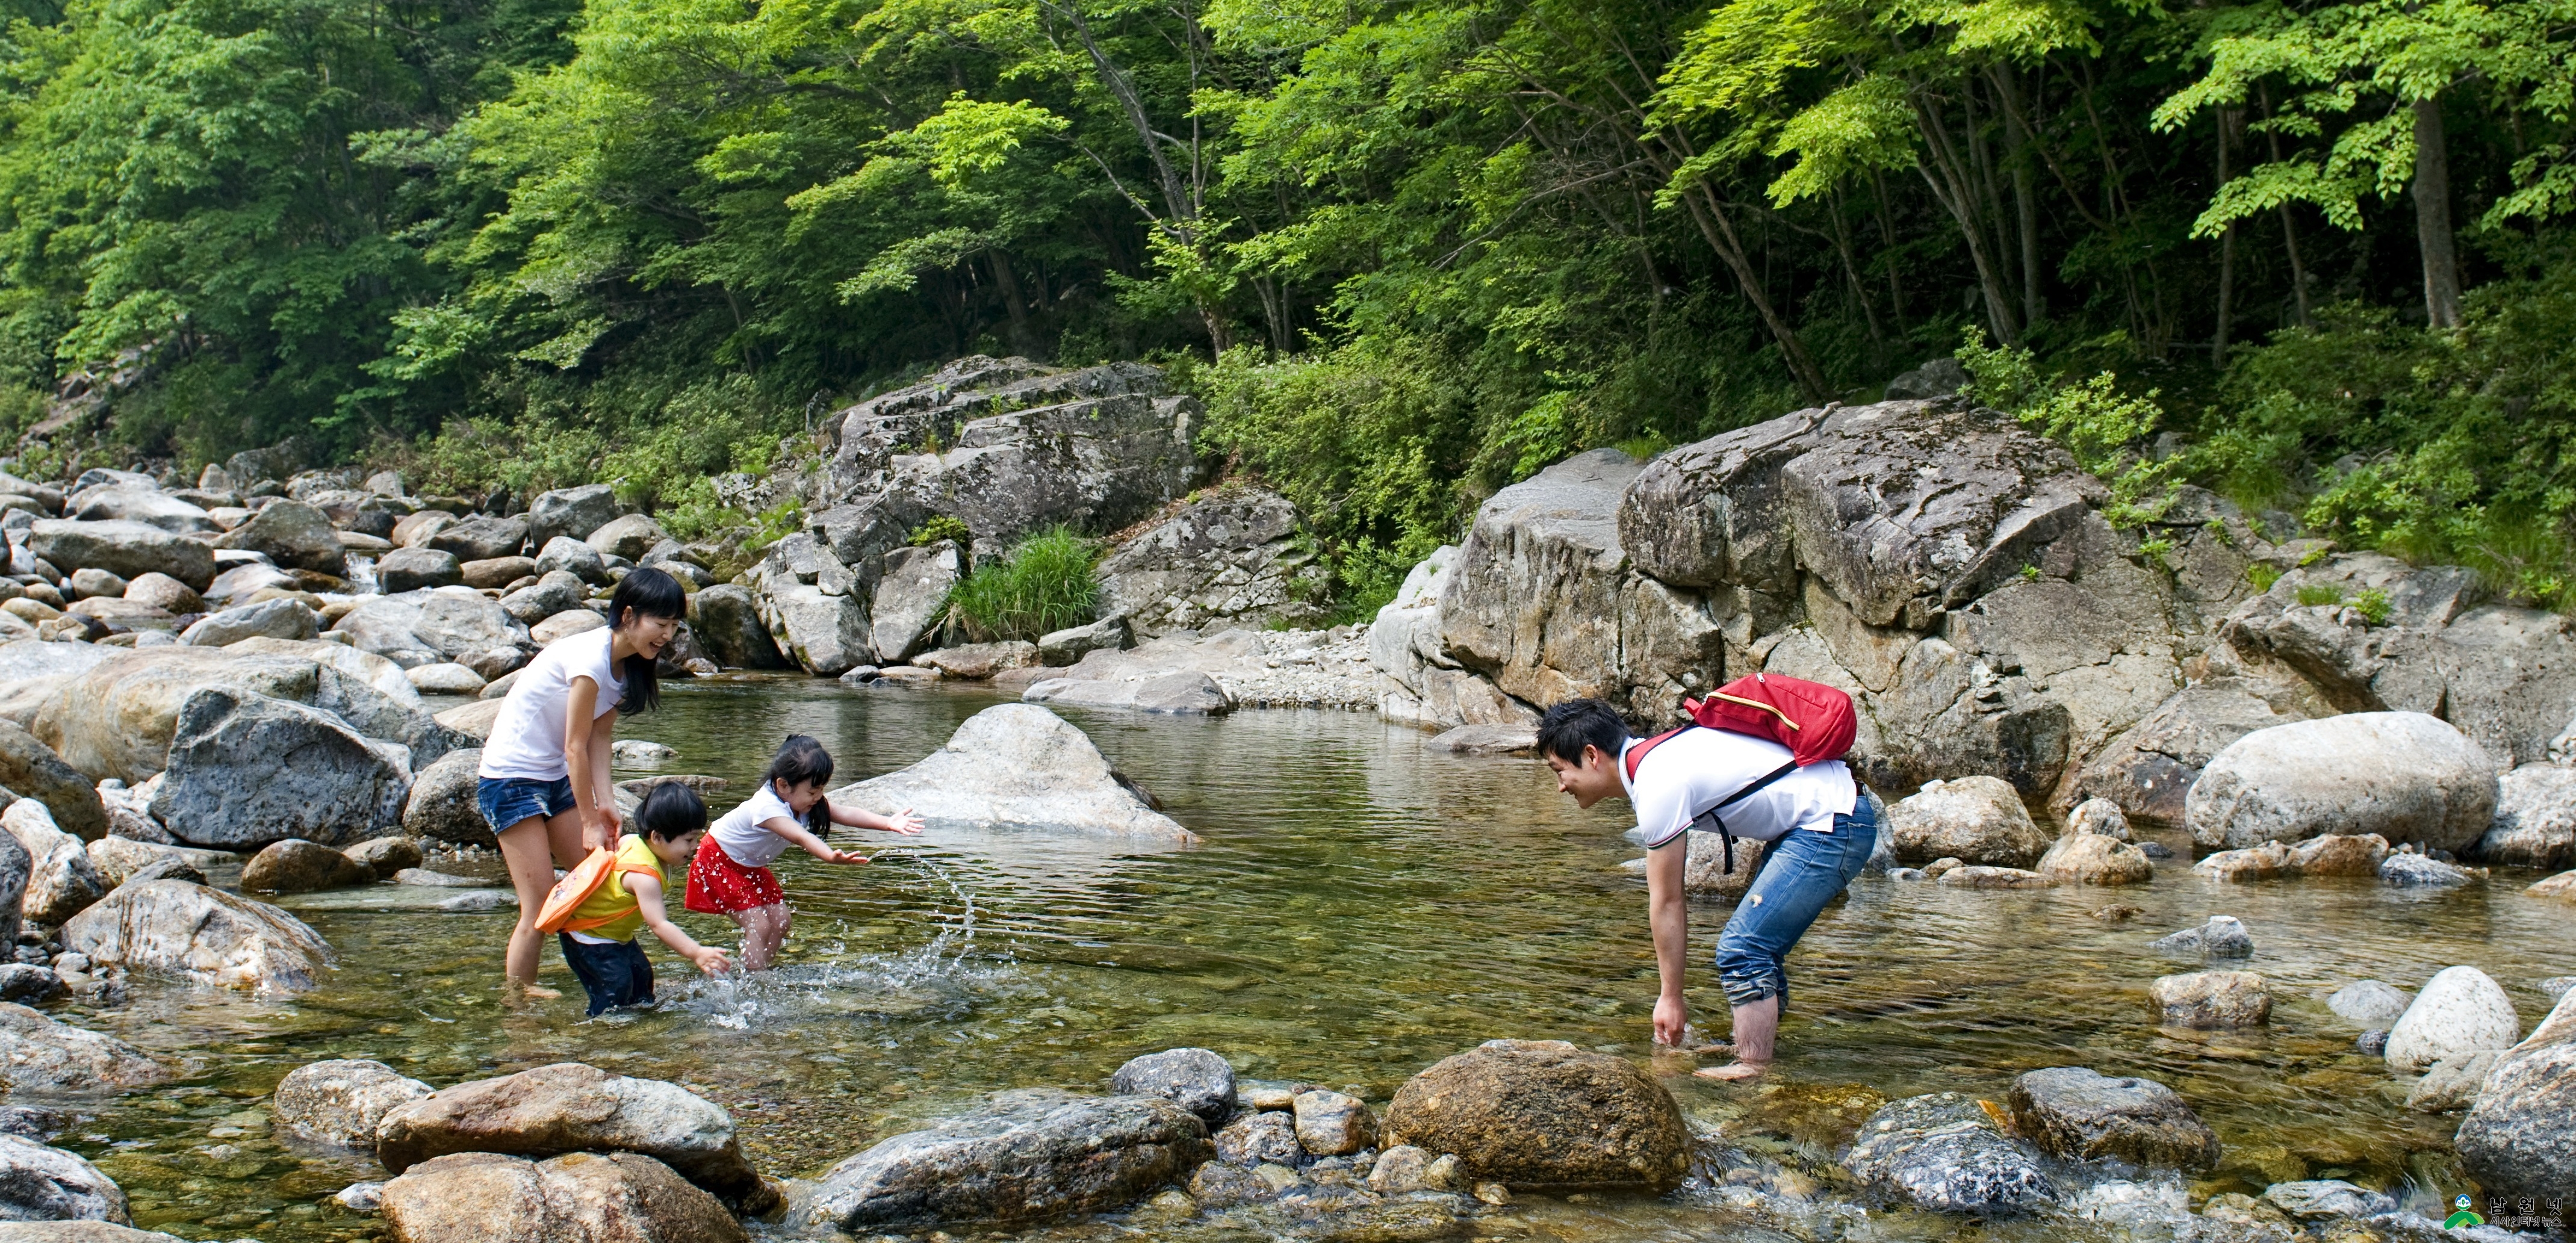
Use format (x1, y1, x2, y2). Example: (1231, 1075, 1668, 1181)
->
(909, 515, 971, 548)
(944, 527, 1099, 641)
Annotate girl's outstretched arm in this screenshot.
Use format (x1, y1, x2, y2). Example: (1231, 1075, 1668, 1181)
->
(829, 802, 923, 835)
(762, 816, 868, 864)
(628, 873, 730, 974)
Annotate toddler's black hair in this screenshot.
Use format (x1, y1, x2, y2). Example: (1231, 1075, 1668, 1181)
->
(762, 734, 836, 834)
(636, 781, 708, 841)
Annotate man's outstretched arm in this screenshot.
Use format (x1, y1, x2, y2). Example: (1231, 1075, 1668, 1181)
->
(1647, 837, 1690, 1046)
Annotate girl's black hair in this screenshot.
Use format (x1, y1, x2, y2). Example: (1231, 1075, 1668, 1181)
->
(607, 566, 687, 714)
(636, 781, 709, 841)
(763, 734, 836, 834)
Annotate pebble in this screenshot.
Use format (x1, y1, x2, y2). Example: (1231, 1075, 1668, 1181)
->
(335, 1181, 384, 1214)
(1473, 1182, 1512, 1206)
(2091, 905, 2144, 923)
(2355, 1030, 2389, 1056)
(2138, 842, 2176, 859)
(1885, 867, 1926, 881)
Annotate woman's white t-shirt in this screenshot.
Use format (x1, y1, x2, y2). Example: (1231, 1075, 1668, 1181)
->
(707, 783, 800, 867)
(479, 627, 625, 782)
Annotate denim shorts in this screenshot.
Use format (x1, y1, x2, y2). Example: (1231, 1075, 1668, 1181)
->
(477, 776, 577, 834)
(1712, 795, 1879, 1009)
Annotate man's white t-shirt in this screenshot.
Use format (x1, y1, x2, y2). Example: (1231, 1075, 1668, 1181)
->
(707, 782, 801, 867)
(479, 627, 625, 782)
(1622, 727, 1857, 849)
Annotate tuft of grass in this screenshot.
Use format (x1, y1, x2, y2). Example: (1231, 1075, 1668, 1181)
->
(2351, 587, 2392, 625)
(2294, 582, 2345, 608)
(2245, 563, 2283, 593)
(943, 527, 1100, 641)
(909, 515, 970, 548)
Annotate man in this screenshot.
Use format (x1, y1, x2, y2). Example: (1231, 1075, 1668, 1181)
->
(1538, 697, 1877, 1079)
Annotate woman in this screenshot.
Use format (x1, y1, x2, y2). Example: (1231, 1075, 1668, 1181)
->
(476, 566, 687, 994)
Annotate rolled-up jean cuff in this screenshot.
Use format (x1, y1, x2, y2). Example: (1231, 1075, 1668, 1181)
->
(1718, 966, 1786, 1009)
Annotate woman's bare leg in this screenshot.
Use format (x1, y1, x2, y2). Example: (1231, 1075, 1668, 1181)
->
(495, 808, 590, 991)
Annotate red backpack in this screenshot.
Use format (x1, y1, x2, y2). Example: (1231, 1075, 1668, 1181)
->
(1623, 672, 1857, 873)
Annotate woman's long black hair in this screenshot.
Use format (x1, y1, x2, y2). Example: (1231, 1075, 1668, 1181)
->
(607, 566, 686, 714)
(763, 734, 836, 834)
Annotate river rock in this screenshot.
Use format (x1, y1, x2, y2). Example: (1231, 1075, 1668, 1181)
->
(0, 966, 61, 1003)
(1886, 777, 2051, 867)
(915, 642, 1037, 680)
(1213, 1110, 1302, 1166)
(1431, 724, 1538, 755)
(426, 516, 527, 563)
(1843, 1092, 2056, 1214)
(275, 1059, 435, 1148)
(376, 1062, 772, 1210)
(0, 1003, 164, 1092)
(2150, 970, 2270, 1028)
(806, 1089, 1212, 1230)
(1038, 616, 1128, 667)
(830, 705, 1193, 839)
(2064, 797, 2131, 839)
(70, 487, 209, 538)
(1109, 1049, 1234, 1127)
(82, 838, 205, 889)
(461, 557, 534, 589)
(2007, 1067, 2218, 1169)
(585, 515, 668, 562)
(2286, 832, 2389, 876)
(432, 698, 500, 741)
(199, 562, 298, 606)
(2184, 713, 2498, 852)
(376, 547, 462, 593)
(212, 500, 344, 575)
(867, 544, 958, 663)
(756, 580, 871, 676)
(118, 574, 199, 616)
(2403, 1049, 2499, 1112)
(0, 1134, 129, 1224)
(1368, 546, 1533, 731)
(2379, 851, 2477, 887)
(498, 571, 583, 627)
(240, 840, 373, 893)
(65, 569, 124, 601)
(2475, 763, 2576, 869)
(526, 486, 621, 552)
(2149, 915, 2253, 958)
(530, 610, 604, 646)
(2327, 981, 2412, 1028)
(1024, 669, 1234, 715)
(2259, 1180, 2395, 1222)
(391, 510, 452, 548)
(2193, 840, 2289, 882)
(28, 521, 216, 592)
(1382, 1038, 1689, 1192)
(1291, 1091, 1374, 1157)
(407, 663, 486, 695)
(2457, 1042, 2576, 1203)
(150, 688, 409, 848)
(2385, 966, 2520, 1072)
(2035, 831, 2153, 885)
(1096, 488, 1328, 637)
(2529, 869, 2576, 900)
(378, 1150, 746, 1243)
(0, 721, 106, 842)
(3, 801, 107, 926)
(182, 598, 320, 647)
(60, 880, 333, 993)
(686, 586, 784, 670)
(1937, 864, 2050, 888)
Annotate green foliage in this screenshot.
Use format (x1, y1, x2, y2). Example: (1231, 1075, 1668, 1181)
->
(944, 527, 1100, 642)
(1958, 329, 2176, 522)
(908, 516, 972, 548)
(2351, 586, 2392, 625)
(2295, 582, 2345, 607)
(2245, 562, 2282, 592)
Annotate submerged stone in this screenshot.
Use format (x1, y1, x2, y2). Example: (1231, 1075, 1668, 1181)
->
(1843, 1093, 2055, 1215)
(1381, 1038, 1689, 1192)
(2006, 1067, 2219, 1170)
(807, 1089, 1212, 1230)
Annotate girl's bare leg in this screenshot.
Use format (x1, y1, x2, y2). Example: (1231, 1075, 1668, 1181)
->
(495, 808, 589, 993)
(736, 902, 792, 970)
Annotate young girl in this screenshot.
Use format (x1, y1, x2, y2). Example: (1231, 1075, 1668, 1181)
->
(686, 734, 923, 970)
(478, 566, 686, 996)
(557, 782, 733, 1016)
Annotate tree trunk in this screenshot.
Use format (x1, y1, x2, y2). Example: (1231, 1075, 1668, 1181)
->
(986, 252, 1034, 355)
(1683, 187, 1833, 400)
(2412, 95, 2462, 329)
(2213, 110, 2236, 366)
(2260, 87, 2314, 330)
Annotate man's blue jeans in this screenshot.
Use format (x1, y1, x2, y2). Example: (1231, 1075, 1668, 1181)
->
(1713, 796, 1877, 1010)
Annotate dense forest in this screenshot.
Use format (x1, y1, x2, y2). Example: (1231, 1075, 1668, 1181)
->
(0, 0, 2572, 612)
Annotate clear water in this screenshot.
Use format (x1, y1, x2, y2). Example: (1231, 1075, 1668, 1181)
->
(45, 677, 2571, 1241)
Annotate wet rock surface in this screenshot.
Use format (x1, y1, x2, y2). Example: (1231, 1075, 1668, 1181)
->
(61, 880, 333, 993)
(377, 1150, 746, 1243)
(2150, 970, 2271, 1029)
(1108, 1048, 1235, 1127)
(0, 1133, 131, 1224)
(807, 1089, 1212, 1230)
(2384, 966, 2521, 1073)
(1843, 1092, 2056, 1214)
(830, 705, 1193, 838)
(0, 1003, 165, 1093)
(376, 1062, 772, 1210)
(2007, 1067, 2220, 1168)
(1381, 1038, 1689, 1192)
(272, 1058, 433, 1148)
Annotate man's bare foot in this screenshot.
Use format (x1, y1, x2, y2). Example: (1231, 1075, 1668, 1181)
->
(1693, 1061, 1768, 1081)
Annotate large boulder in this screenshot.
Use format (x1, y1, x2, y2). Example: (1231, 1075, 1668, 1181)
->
(869, 544, 959, 663)
(586, 514, 669, 562)
(1096, 488, 1327, 639)
(2, 802, 106, 927)
(426, 515, 528, 562)
(70, 487, 211, 536)
(525, 486, 622, 551)
(273, 1059, 436, 1148)
(212, 500, 344, 574)
(1381, 1038, 1690, 1192)
(916, 642, 1037, 680)
(2456, 1043, 2576, 1210)
(0, 1003, 165, 1093)
(334, 590, 529, 668)
(2073, 678, 2314, 826)
(2006, 1067, 2218, 1169)
(830, 705, 1193, 839)
(28, 521, 215, 592)
(181, 598, 318, 646)
(376, 1063, 773, 1210)
(2384, 966, 2521, 1073)
(0, 721, 106, 842)
(805, 1089, 1211, 1230)
(0, 1134, 129, 1224)
(499, 572, 584, 627)
(403, 748, 494, 846)
(149, 688, 410, 848)
(2034, 829, 2153, 885)
(60, 880, 333, 993)
(2185, 712, 2498, 852)
(754, 579, 871, 677)
(2477, 763, 2576, 869)
(0, 827, 27, 947)
(687, 586, 786, 671)
(1843, 1093, 2055, 1215)
(1368, 546, 1534, 731)
(822, 357, 1206, 548)
(1884, 776, 2051, 867)
(378, 1150, 746, 1243)
(28, 648, 373, 783)
(376, 547, 463, 594)
(533, 537, 606, 586)
(1108, 1049, 1234, 1127)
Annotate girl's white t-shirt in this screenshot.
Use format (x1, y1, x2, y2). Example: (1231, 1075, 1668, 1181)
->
(479, 627, 625, 782)
(708, 782, 800, 867)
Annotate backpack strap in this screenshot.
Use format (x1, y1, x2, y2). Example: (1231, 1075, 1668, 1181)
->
(1672, 758, 1802, 872)
(1623, 724, 1695, 783)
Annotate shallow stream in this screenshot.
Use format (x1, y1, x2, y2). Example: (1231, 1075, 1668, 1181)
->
(48, 678, 2573, 1241)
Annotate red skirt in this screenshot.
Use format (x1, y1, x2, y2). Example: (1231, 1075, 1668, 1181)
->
(683, 836, 784, 914)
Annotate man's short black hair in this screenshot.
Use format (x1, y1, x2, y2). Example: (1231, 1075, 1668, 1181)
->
(1537, 698, 1629, 766)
